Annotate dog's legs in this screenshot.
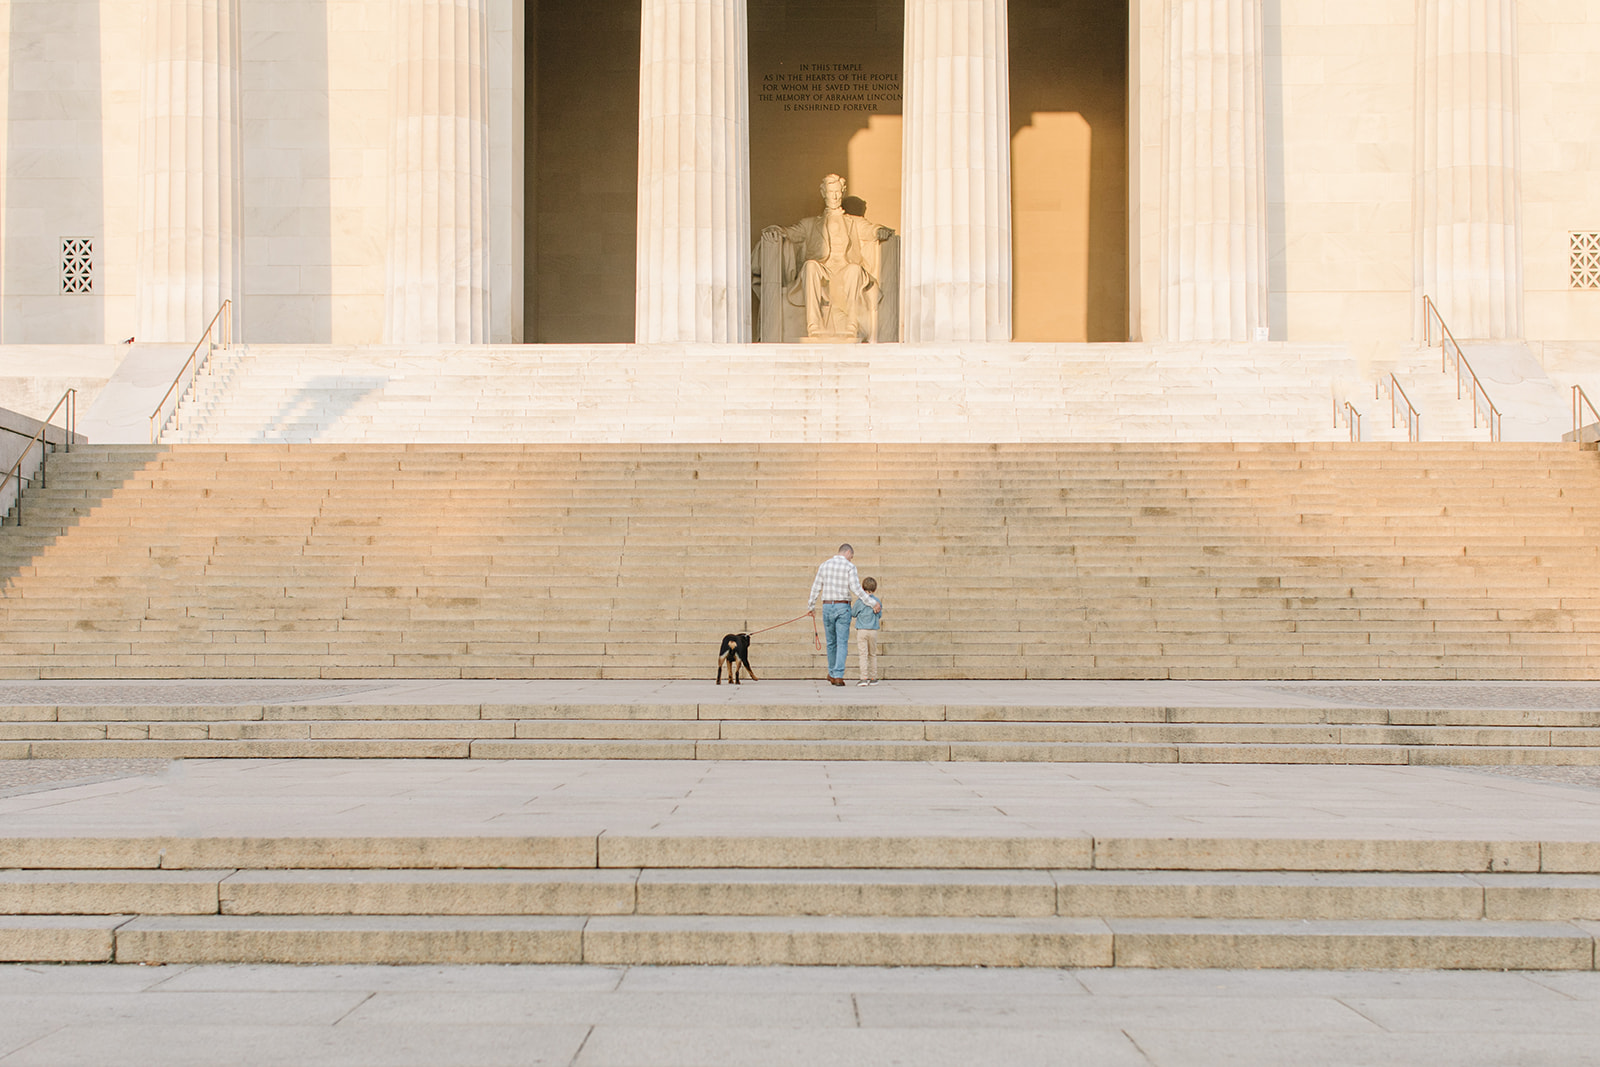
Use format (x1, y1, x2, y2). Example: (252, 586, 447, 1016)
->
(715, 653, 724, 685)
(739, 648, 757, 681)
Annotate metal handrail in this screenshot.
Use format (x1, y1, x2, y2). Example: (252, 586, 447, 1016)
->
(1576, 385, 1600, 442)
(149, 299, 231, 444)
(1421, 295, 1502, 442)
(1333, 396, 1363, 442)
(1377, 374, 1421, 442)
(1, 388, 76, 527)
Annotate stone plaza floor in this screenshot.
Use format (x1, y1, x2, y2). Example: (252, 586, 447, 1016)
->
(7, 679, 1600, 1063)
(5, 753, 1600, 845)
(2, 961, 1600, 1065)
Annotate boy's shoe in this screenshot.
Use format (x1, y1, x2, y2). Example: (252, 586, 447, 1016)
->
(857, 680, 870, 686)
(869, 680, 879, 685)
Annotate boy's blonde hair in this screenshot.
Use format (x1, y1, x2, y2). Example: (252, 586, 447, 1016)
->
(862, 577, 877, 592)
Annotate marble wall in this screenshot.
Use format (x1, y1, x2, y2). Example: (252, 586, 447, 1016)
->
(1520, 0, 1600, 341)
(242, 0, 368, 343)
(0, 0, 135, 343)
(1264, 0, 1414, 342)
(2, 0, 1599, 346)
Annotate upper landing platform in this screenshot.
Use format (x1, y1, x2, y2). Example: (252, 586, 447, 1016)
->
(6, 340, 1586, 446)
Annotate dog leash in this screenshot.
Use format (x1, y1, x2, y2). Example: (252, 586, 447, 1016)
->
(747, 611, 823, 651)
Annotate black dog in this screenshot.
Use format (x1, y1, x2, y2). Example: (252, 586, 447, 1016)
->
(716, 633, 757, 685)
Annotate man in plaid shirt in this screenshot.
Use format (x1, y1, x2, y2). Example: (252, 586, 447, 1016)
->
(808, 544, 881, 686)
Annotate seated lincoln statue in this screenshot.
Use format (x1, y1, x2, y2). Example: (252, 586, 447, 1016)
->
(754, 174, 898, 343)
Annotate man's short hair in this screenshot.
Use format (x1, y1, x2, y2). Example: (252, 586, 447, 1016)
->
(821, 173, 846, 196)
(861, 577, 877, 592)
(838, 543, 853, 554)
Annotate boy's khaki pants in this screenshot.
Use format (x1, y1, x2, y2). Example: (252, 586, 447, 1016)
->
(857, 630, 880, 682)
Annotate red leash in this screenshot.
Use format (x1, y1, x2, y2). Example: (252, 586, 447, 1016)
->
(747, 611, 823, 651)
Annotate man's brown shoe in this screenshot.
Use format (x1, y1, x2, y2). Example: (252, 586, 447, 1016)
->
(830, 677, 844, 686)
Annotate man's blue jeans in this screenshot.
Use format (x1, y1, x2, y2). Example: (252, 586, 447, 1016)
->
(822, 602, 852, 678)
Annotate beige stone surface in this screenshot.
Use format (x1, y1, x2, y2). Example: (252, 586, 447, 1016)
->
(1535, 841, 1600, 874)
(1092, 838, 1542, 873)
(0, 838, 166, 870)
(1108, 918, 1595, 970)
(472, 739, 698, 760)
(0, 870, 223, 915)
(1056, 871, 1485, 920)
(634, 869, 1058, 917)
(581, 916, 1114, 967)
(115, 915, 585, 964)
(1482, 874, 1600, 921)
(219, 869, 637, 915)
(0, 916, 123, 963)
(598, 835, 1094, 871)
(157, 836, 597, 870)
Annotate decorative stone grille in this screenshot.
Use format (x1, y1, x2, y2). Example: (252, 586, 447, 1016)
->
(60, 238, 93, 294)
(1571, 232, 1600, 290)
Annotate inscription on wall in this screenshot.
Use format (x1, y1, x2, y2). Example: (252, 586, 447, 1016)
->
(758, 64, 901, 113)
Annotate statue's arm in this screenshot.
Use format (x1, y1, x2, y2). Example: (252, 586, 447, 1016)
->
(762, 220, 808, 243)
(853, 217, 894, 243)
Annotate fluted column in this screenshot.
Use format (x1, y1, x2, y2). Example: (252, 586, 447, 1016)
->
(136, 0, 242, 343)
(634, 0, 750, 343)
(384, 0, 491, 344)
(901, 0, 1012, 342)
(1159, 0, 1269, 342)
(1414, 0, 1523, 339)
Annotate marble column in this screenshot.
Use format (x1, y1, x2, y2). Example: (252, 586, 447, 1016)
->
(900, 0, 1012, 342)
(1414, 0, 1523, 339)
(384, 0, 491, 344)
(136, 0, 242, 343)
(1159, 0, 1269, 343)
(635, 0, 750, 343)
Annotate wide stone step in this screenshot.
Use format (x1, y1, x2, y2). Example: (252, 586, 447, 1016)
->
(6, 833, 1581, 872)
(12, 868, 1561, 922)
(14, 701, 1600, 726)
(6, 442, 1599, 680)
(4, 913, 1596, 968)
(6, 732, 1600, 763)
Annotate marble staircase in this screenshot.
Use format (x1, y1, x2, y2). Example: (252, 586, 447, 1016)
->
(12, 698, 1600, 765)
(161, 342, 1365, 444)
(7, 826, 1600, 968)
(1, 441, 1598, 683)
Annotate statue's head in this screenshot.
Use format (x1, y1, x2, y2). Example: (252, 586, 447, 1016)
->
(820, 173, 846, 209)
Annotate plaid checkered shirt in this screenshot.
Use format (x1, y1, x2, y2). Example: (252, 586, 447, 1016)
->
(808, 555, 878, 612)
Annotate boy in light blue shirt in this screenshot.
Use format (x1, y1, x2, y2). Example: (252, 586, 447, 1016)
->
(851, 576, 882, 686)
